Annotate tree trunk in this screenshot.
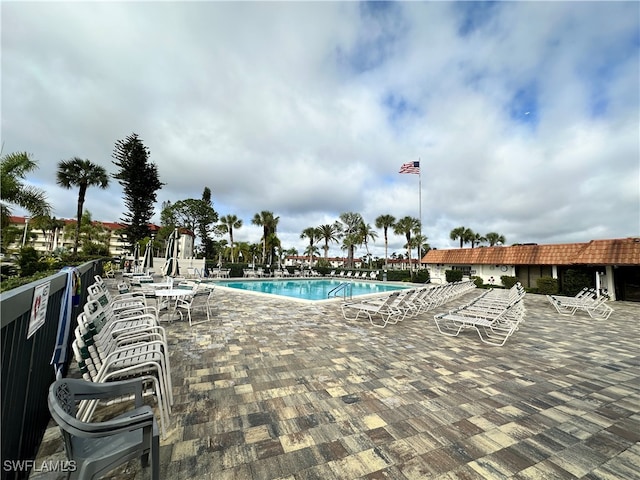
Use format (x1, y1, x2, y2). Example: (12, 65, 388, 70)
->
(74, 185, 87, 255)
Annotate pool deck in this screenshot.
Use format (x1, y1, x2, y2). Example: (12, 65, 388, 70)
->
(32, 282, 640, 479)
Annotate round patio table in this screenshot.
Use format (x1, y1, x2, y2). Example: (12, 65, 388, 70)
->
(154, 288, 194, 322)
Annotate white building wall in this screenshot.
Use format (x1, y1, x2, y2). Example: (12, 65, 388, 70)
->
(601, 266, 616, 300)
(427, 264, 515, 285)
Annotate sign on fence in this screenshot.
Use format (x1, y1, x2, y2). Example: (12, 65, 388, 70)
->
(27, 281, 50, 339)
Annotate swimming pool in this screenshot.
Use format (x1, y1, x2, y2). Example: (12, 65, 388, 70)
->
(214, 279, 409, 301)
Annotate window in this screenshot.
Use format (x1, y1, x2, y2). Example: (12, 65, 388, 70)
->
(452, 265, 472, 276)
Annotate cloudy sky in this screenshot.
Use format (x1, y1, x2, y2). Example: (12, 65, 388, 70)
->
(3, 1, 639, 259)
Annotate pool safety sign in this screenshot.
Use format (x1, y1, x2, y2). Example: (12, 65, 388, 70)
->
(27, 282, 51, 339)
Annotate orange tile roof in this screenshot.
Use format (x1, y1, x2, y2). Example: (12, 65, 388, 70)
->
(422, 238, 640, 266)
(573, 238, 640, 265)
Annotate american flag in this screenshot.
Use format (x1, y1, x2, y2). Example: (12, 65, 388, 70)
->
(399, 161, 420, 174)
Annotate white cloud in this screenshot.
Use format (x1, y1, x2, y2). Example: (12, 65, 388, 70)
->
(2, 1, 638, 259)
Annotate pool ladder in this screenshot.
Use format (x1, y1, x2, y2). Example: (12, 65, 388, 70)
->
(328, 282, 352, 300)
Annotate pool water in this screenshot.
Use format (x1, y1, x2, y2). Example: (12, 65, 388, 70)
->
(214, 279, 408, 301)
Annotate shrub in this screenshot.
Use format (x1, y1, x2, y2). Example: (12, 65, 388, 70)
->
(228, 263, 246, 278)
(0, 269, 59, 292)
(39, 255, 62, 271)
(313, 266, 332, 276)
(472, 276, 484, 287)
(562, 269, 593, 297)
(385, 270, 412, 282)
(500, 275, 518, 289)
(537, 276, 558, 295)
(315, 259, 332, 269)
(445, 270, 463, 283)
(18, 247, 41, 277)
(82, 241, 110, 256)
(414, 270, 430, 284)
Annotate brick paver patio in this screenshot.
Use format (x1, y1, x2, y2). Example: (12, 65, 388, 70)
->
(32, 284, 640, 479)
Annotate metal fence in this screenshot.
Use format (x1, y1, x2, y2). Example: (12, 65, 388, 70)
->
(0, 261, 100, 480)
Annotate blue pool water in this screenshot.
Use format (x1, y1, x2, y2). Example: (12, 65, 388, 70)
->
(214, 279, 408, 301)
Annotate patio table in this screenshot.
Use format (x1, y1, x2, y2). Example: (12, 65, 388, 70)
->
(155, 288, 195, 321)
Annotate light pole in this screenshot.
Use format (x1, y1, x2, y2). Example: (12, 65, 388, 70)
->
(21, 217, 30, 247)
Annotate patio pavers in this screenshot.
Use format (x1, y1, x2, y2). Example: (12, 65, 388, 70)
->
(31, 286, 640, 479)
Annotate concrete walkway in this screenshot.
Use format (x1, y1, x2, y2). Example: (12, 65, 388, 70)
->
(33, 286, 640, 479)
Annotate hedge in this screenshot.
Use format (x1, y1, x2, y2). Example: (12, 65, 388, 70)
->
(537, 276, 559, 295)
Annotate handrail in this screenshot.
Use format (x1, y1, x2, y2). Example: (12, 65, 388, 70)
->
(328, 282, 352, 300)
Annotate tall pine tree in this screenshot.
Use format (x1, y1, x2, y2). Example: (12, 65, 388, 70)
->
(112, 133, 164, 252)
(198, 187, 218, 258)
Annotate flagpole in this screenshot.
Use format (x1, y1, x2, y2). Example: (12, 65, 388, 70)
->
(418, 158, 422, 270)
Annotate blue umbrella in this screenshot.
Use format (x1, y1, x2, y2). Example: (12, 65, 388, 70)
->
(51, 266, 81, 379)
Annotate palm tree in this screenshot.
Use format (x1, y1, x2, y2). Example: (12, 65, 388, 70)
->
(375, 214, 396, 268)
(248, 242, 262, 267)
(30, 215, 65, 251)
(265, 232, 281, 266)
(317, 222, 342, 260)
(470, 232, 486, 248)
(449, 226, 466, 248)
(340, 234, 359, 269)
(486, 232, 506, 246)
(1, 152, 51, 228)
(300, 227, 319, 268)
(303, 244, 320, 265)
(338, 212, 364, 268)
(56, 157, 109, 254)
(235, 241, 251, 265)
(394, 216, 420, 275)
(252, 210, 279, 263)
(359, 222, 378, 267)
(72, 210, 110, 255)
(450, 226, 474, 248)
(462, 228, 475, 247)
(413, 233, 430, 260)
(215, 238, 228, 262)
(219, 214, 243, 262)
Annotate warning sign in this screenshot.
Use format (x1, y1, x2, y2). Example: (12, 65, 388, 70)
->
(27, 282, 50, 339)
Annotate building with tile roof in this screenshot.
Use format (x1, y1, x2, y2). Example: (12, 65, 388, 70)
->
(4, 215, 195, 260)
(422, 238, 640, 301)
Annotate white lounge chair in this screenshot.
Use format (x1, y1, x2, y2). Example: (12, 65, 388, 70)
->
(434, 299, 525, 346)
(341, 292, 403, 327)
(547, 289, 613, 320)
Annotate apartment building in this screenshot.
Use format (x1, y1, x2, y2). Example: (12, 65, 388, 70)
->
(4, 216, 195, 259)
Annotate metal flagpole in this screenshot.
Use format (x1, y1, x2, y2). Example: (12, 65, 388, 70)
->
(418, 158, 422, 270)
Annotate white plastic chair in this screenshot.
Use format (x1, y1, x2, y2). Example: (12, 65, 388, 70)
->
(176, 289, 214, 326)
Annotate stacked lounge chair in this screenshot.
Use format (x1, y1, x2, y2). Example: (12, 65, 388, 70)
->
(342, 280, 476, 328)
(434, 283, 526, 346)
(547, 287, 614, 320)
